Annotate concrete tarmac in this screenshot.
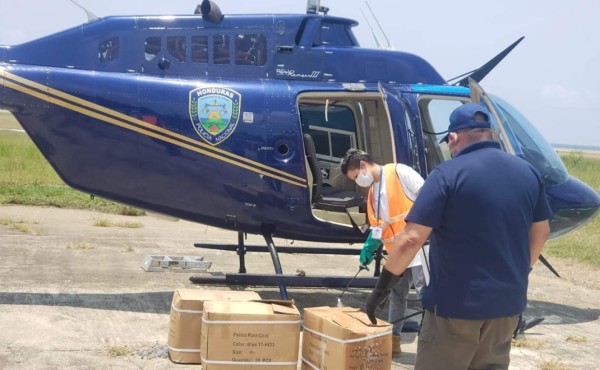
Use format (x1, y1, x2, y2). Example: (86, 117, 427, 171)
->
(1, 205, 599, 369)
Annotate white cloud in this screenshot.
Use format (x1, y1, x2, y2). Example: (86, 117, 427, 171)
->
(540, 84, 579, 105)
(539, 83, 597, 107)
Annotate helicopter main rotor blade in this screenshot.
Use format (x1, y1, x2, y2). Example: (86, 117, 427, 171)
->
(448, 36, 525, 86)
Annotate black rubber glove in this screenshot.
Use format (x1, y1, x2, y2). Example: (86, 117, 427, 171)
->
(365, 267, 401, 324)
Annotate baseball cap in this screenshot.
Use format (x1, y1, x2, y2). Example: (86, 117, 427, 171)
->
(439, 103, 492, 143)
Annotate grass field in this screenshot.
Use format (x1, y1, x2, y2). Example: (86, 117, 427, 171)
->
(545, 151, 600, 266)
(0, 115, 143, 215)
(1, 112, 599, 266)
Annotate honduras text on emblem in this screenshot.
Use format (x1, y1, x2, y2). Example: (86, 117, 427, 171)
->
(189, 87, 241, 145)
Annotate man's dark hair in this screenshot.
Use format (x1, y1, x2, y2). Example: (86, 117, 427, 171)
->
(340, 149, 374, 175)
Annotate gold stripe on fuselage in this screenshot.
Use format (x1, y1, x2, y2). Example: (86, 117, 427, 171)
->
(0, 69, 307, 188)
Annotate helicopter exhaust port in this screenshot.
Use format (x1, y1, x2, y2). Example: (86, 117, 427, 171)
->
(195, 0, 224, 24)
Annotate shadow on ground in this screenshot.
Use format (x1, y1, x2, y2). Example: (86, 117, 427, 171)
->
(1, 291, 596, 328)
(0, 291, 175, 313)
(524, 299, 600, 326)
(0, 288, 369, 315)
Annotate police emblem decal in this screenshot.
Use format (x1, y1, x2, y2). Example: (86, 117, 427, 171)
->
(189, 87, 241, 145)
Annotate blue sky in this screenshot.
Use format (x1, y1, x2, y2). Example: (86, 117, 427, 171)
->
(1, 0, 598, 146)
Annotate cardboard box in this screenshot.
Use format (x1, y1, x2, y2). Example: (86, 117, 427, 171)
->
(167, 289, 261, 364)
(301, 306, 392, 370)
(201, 300, 301, 370)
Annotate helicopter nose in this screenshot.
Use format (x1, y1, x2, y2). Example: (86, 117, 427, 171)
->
(545, 175, 600, 238)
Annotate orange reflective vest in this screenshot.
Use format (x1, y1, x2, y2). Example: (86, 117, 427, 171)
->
(367, 164, 414, 252)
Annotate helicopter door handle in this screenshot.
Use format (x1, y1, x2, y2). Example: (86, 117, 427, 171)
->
(158, 57, 171, 70)
(276, 46, 293, 54)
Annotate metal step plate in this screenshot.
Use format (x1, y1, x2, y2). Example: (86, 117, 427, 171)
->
(142, 255, 212, 272)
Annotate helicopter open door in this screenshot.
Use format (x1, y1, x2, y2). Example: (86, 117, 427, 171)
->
(298, 95, 367, 229)
(378, 82, 418, 170)
(298, 85, 411, 229)
(468, 78, 524, 157)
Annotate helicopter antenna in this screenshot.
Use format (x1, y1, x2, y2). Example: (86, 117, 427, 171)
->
(365, 1, 394, 50)
(69, 0, 98, 21)
(360, 8, 383, 49)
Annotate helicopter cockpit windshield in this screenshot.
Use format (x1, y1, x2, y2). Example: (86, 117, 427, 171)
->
(491, 95, 568, 186)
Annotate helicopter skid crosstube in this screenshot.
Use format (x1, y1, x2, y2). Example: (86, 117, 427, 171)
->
(194, 243, 387, 256)
(188, 273, 378, 288)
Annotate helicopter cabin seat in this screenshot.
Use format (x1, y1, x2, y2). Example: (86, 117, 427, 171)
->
(303, 133, 365, 212)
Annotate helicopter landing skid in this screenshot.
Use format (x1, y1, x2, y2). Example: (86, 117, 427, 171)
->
(188, 273, 378, 288)
(192, 232, 385, 299)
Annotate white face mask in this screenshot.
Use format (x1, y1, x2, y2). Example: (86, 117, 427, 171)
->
(355, 166, 374, 187)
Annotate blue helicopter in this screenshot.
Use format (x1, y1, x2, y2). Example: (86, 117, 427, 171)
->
(1, 0, 598, 298)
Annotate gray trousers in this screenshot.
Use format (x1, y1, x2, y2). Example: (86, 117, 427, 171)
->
(389, 265, 426, 335)
(415, 310, 519, 370)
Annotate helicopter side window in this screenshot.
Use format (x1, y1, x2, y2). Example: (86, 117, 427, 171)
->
(331, 132, 354, 158)
(192, 36, 209, 63)
(299, 104, 356, 163)
(314, 22, 355, 47)
(405, 109, 421, 172)
(493, 96, 568, 185)
(235, 34, 267, 66)
(418, 98, 464, 171)
(310, 129, 330, 157)
(213, 35, 230, 64)
(98, 37, 119, 62)
(167, 36, 187, 62)
(144, 37, 161, 62)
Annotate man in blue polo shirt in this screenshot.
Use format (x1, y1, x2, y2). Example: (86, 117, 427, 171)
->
(365, 102, 553, 370)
